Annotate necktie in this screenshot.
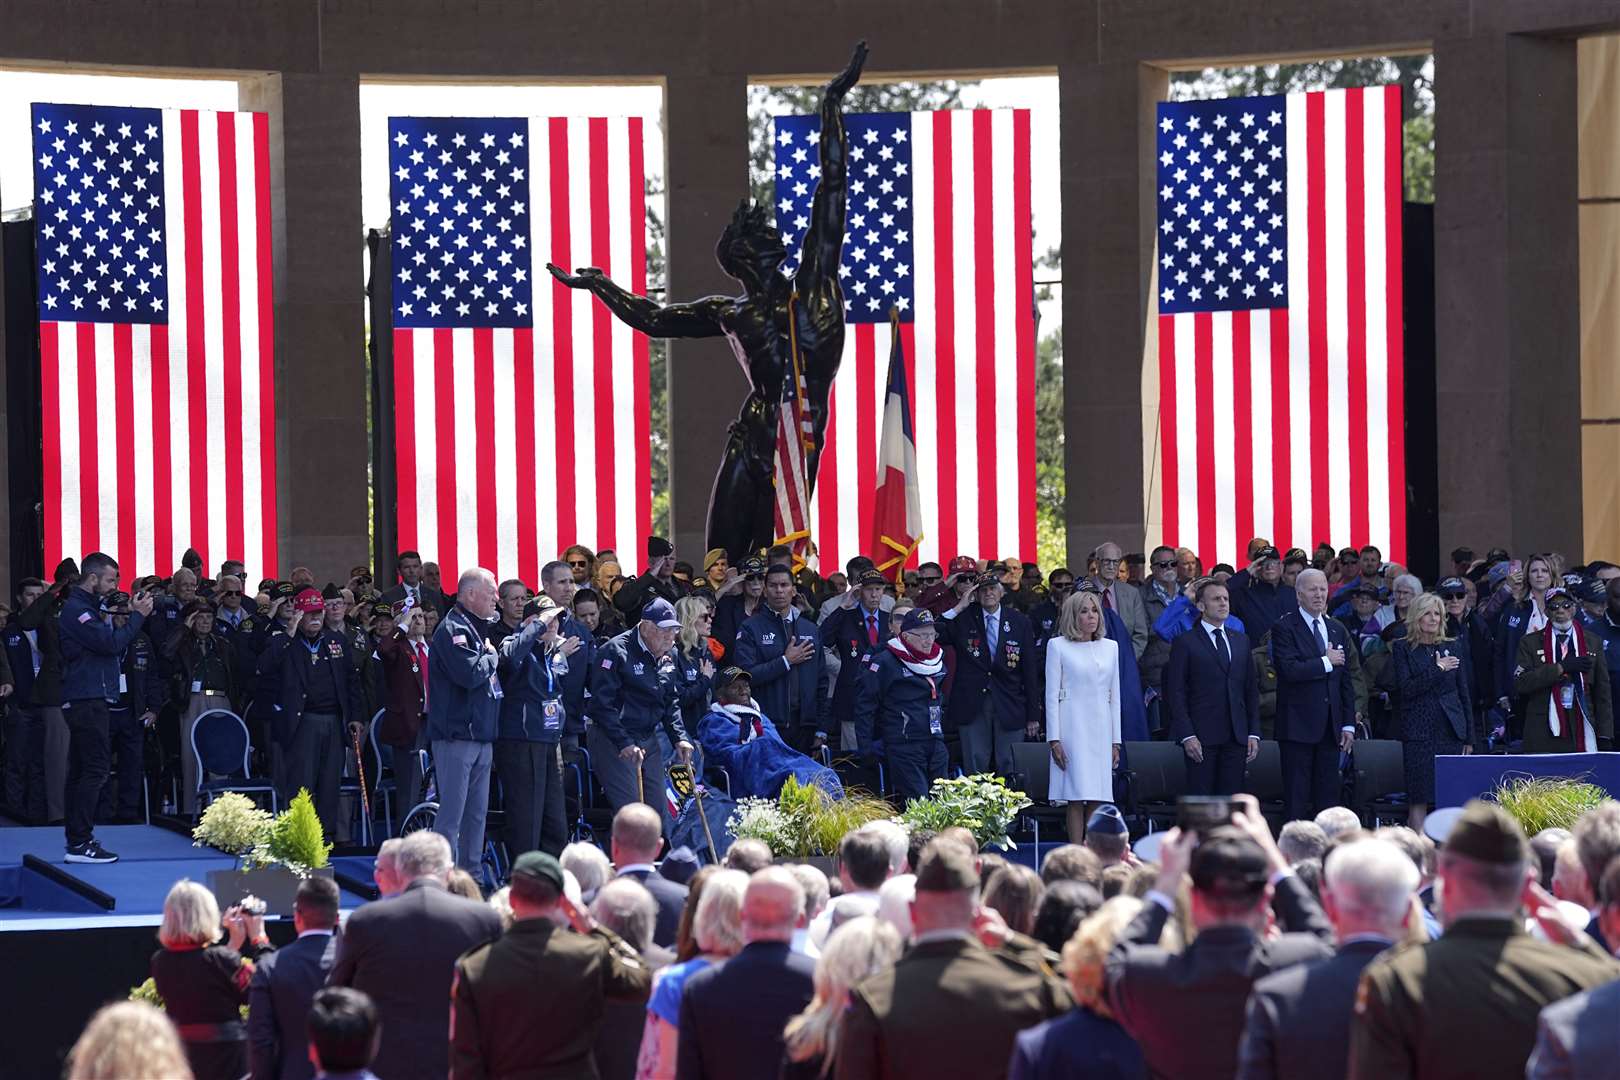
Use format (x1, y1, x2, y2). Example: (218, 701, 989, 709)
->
(987, 614, 999, 656)
(415, 643, 430, 709)
(1102, 587, 1114, 611)
(1213, 627, 1230, 668)
(1558, 633, 1571, 664)
(1313, 618, 1328, 654)
(867, 613, 879, 648)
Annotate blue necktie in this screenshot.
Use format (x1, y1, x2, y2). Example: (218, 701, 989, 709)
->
(1313, 618, 1328, 654)
(987, 613, 998, 656)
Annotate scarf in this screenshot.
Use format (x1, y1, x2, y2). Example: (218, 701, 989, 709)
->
(1543, 620, 1592, 750)
(719, 701, 765, 743)
(886, 636, 945, 678)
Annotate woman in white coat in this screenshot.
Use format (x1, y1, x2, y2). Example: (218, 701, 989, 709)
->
(1044, 588, 1122, 841)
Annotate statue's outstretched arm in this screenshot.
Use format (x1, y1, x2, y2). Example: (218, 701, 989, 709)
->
(797, 41, 867, 288)
(547, 263, 726, 339)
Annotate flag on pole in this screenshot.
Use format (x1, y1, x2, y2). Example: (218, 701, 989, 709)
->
(32, 102, 278, 585)
(772, 293, 815, 567)
(1152, 87, 1405, 568)
(871, 311, 923, 581)
(772, 109, 1036, 570)
(386, 115, 651, 582)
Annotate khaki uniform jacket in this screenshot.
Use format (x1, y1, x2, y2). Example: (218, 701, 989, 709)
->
(450, 918, 651, 1080)
(836, 933, 1070, 1080)
(1513, 630, 1614, 752)
(1348, 915, 1619, 1080)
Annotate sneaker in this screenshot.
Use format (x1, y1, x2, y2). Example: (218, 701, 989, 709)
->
(64, 841, 119, 864)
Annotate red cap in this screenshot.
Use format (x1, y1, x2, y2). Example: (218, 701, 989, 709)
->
(292, 588, 326, 614)
(949, 556, 978, 575)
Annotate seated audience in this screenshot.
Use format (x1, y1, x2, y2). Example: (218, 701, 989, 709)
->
(1277, 820, 1329, 865)
(809, 830, 892, 950)
(1314, 806, 1363, 840)
(611, 804, 689, 948)
(1084, 805, 1131, 869)
(1528, 854, 1620, 1079)
(724, 837, 774, 874)
(561, 840, 613, 904)
(1031, 881, 1105, 955)
(983, 863, 1046, 937)
(593, 878, 672, 1080)
(1040, 844, 1102, 888)
(787, 863, 832, 957)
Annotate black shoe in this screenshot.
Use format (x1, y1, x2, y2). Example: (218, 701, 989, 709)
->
(64, 840, 119, 864)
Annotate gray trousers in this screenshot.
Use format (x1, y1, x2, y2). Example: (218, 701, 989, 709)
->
(586, 725, 669, 835)
(43, 705, 68, 822)
(959, 699, 1019, 777)
(431, 738, 492, 872)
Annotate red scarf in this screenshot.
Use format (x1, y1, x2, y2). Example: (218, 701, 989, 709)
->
(1543, 621, 1592, 751)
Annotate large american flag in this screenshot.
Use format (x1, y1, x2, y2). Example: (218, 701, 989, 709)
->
(773, 109, 1035, 571)
(387, 115, 650, 582)
(1153, 87, 1405, 567)
(32, 102, 277, 585)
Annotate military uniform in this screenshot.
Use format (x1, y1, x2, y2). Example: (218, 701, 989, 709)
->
(1513, 620, 1614, 753)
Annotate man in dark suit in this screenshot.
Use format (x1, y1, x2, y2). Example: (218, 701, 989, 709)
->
(327, 830, 503, 1080)
(1237, 836, 1418, 1080)
(1106, 796, 1334, 1080)
(819, 569, 893, 745)
(248, 875, 341, 1080)
(611, 802, 688, 949)
(1269, 568, 1358, 821)
(1527, 855, 1620, 1079)
(371, 602, 431, 814)
(678, 867, 815, 1080)
(1165, 579, 1260, 796)
(732, 563, 829, 753)
(939, 573, 1038, 776)
(379, 550, 448, 616)
(837, 838, 1071, 1080)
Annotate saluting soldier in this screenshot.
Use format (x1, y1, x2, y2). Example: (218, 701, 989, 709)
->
(1349, 800, 1620, 1080)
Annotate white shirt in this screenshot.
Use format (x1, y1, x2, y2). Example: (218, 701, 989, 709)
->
(1297, 607, 1355, 734)
(1200, 619, 1229, 656)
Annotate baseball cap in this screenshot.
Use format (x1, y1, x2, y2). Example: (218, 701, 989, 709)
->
(1283, 548, 1308, 564)
(856, 569, 888, 588)
(523, 595, 563, 622)
(1086, 804, 1127, 836)
(714, 666, 752, 692)
(103, 591, 131, 612)
(975, 572, 1004, 589)
(1545, 586, 1574, 607)
(914, 838, 979, 893)
(181, 599, 213, 620)
(1350, 583, 1382, 599)
(1451, 546, 1476, 564)
(1442, 800, 1529, 865)
(1188, 826, 1269, 898)
(739, 555, 767, 578)
(509, 850, 566, 890)
(292, 588, 325, 614)
(900, 608, 935, 634)
(949, 555, 978, 575)
(272, 581, 299, 601)
(370, 601, 394, 620)
(1485, 547, 1511, 565)
(1436, 577, 1467, 598)
(1487, 561, 1514, 589)
(1254, 545, 1281, 561)
(641, 598, 681, 629)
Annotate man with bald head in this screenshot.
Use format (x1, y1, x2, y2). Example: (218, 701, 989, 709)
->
(1088, 541, 1148, 657)
(428, 567, 503, 874)
(677, 867, 815, 1080)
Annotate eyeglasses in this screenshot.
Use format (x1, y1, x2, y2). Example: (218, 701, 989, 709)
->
(918, 575, 942, 585)
(1052, 580, 1075, 591)
(1096, 558, 1121, 567)
(566, 559, 588, 568)
(222, 590, 243, 598)
(1151, 560, 1175, 569)
(1548, 600, 1576, 611)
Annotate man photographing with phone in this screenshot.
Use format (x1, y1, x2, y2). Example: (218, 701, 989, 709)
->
(59, 552, 154, 863)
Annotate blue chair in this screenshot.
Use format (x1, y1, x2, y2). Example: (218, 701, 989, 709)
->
(191, 709, 277, 813)
(367, 710, 398, 838)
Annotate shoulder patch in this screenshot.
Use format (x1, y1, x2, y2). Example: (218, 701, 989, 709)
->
(77, 611, 94, 623)
(601, 658, 614, 669)
(870, 662, 881, 672)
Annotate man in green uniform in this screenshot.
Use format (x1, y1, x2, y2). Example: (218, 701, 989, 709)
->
(1348, 800, 1620, 1079)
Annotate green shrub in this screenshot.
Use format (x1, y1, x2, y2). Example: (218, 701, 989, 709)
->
(129, 977, 164, 1009)
(247, 789, 331, 874)
(901, 773, 1032, 850)
(1492, 776, 1610, 835)
(191, 793, 273, 856)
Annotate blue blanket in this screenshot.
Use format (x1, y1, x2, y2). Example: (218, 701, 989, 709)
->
(696, 703, 844, 800)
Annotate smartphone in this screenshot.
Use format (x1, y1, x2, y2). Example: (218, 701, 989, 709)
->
(1176, 795, 1233, 835)
(1510, 560, 1523, 576)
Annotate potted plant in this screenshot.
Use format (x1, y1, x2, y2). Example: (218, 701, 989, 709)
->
(901, 773, 1032, 851)
(1492, 776, 1609, 835)
(726, 777, 893, 873)
(196, 789, 335, 915)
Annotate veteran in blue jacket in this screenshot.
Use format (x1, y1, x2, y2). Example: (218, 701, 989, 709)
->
(428, 567, 505, 872)
(586, 598, 695, 834)
(495, 594, 575, 858)
(854, 608, 950, 801)
(820, 569, 894, 743)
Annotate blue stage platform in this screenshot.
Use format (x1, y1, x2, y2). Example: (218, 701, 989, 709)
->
(1435, 752, 1620, 808)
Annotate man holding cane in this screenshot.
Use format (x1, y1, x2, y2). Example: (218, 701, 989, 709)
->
(587, 599, 695, 835)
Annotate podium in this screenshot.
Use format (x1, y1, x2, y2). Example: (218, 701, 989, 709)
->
(1434, 752, 1620, 808)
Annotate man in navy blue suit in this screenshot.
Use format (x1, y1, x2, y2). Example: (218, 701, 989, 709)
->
(939, 573, 1038, 776)
(248, 875, 340, 1080)
(1164, 579, 1259, 796)
(1270, 568, 1357, 821)
(820, 569, 893, 744)
(733, 564, 828, 754)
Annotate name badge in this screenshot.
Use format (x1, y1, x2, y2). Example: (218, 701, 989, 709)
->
(541, 698, 564, 732)
(928, 703, 944, 737)
(119, 673, 128, 694)
(190, 679, 203, 693)
(489, 673, 504, 700)
(1561, 683, 1576, 709)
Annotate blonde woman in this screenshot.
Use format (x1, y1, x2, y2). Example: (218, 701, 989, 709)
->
(1391, 592, 1474, 832)
(67, 1001, 193, 1080)
(635, 868, 748, 1079)
(1045, 590, 1122, 842)
(782, 915, 903, 1079)
(1007, 896, 1147, 1079)
(150, 879, 270, 1080)
(675, 595, 720, 737)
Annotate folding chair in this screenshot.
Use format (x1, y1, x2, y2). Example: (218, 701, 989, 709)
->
(191, 709, 278, 813)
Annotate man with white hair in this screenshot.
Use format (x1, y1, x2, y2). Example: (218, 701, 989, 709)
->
(372, 837, 404, 897)
(427, 567, 503, 873)
(1315, 806, 1363, 840)
(329, 831, 503, 1080)
(678, 867, 815, 1080)
(1270, 568, 1358, 822)
(1237, 838, 1417, 1080)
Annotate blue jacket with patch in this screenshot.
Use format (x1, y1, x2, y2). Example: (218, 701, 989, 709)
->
(586, 628, 688, 751)
(853, 647, 945, 753)
(495, 619, 570, 744)
(427, 605, 503, 744)
(732, 606, 829, 740)
(58, 587, 148, 702)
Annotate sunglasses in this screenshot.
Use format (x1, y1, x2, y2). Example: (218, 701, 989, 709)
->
(222, 590, 243, 598)
(1549, 599, 1576, 610)
(1052, 581, 1075, 590)
(1151, 560, 1175, 569)
(567, 559, 588, 568)
(918, 576, 942, 585)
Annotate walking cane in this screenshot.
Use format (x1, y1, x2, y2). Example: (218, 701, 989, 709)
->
(351, 723, 372, 844)
(635, 748, 646, 806)
(691, 782, 719, 864)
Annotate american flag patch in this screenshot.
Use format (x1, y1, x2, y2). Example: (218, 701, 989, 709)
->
(601, 658, 614, 669)
(77, 611, 94, 623)
(452, 634, 468, 646)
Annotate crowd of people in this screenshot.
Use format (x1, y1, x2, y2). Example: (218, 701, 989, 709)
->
(2, 536, 1617, 868)
(56, 793, 1620, 1080)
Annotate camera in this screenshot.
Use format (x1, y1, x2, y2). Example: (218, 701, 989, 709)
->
(238, 894, 267, 917)
(1176, 795, 1233, 836)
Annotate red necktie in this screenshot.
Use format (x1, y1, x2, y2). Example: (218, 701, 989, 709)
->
(1102, 587, 1114, 611)
(867, 613, 879, 647)
(415, 643, 430, 710)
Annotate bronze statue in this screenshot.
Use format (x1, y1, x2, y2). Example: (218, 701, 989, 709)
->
(549, 42, 867, 561)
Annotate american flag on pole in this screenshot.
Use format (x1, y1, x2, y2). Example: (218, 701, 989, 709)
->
(772, 109, 1035, 571)
(32, 102, 277, 585)
(1152, 87, 1404, 568)
(772, 299, 815, 563)
(387, 115, 651, 581)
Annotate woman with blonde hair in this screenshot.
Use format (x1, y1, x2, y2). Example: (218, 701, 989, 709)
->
(150, 879, 271, 1080)
(635, 868, 748, 1079)
(1045, 589, 1122, 841)
(782, 915, 903, 1078)
(675, 595, 720, 736)
(67, 1001, 193, 1080)
(1391, 592, 1475, 832)
(1007, 897, 1147, 1078)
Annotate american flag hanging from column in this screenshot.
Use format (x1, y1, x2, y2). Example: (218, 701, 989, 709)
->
(1152, 87, 1405, 568)
(32, 102, 278, 586)
(772, 293, 815, 564)
(772, 109, 1036, 572)
(387, 115, 651, 582)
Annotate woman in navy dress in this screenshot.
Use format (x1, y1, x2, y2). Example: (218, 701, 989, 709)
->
(1392, 593, 1475, 834)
